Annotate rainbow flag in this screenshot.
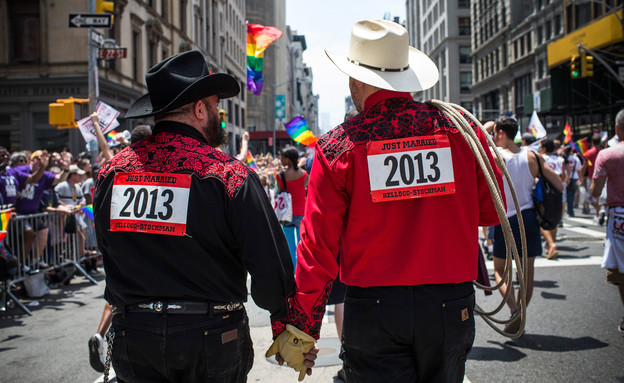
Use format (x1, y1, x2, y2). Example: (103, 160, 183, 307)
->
(563, 123, 572, 144)
(246, 152, 258, 170)
(0, 231, 6, 243)
(576, 138, 589, 156)
(284, 116, 318, 147)
(106, 130, 118, 142)
(0, 208, 12, 231)
(247, 23, 282, 96)
(81, 204, 94, 220)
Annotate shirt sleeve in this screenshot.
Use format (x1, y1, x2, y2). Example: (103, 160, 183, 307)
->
(593, 150, 607, 178)
(228, 172, 295, 321)
(271, 146, 346, 339)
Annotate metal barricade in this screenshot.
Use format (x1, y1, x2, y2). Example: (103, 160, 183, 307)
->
(3, 211, 98, 315)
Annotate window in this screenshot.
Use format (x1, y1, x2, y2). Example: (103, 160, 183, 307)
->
(132, 29, 142, 82)
(460, 46, 472, 64)
(180, 0, 188, 34)
(459, 17, 471, 36)
(8, 0, 40, 63)
(460, 72, 472, 93)
(458, 0, 470, 8)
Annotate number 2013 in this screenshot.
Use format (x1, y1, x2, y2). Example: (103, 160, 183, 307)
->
(119, 187, 174, 220)
(384, 152, 441, 187)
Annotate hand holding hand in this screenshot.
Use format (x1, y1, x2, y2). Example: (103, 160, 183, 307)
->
(266, 324, 317, 381)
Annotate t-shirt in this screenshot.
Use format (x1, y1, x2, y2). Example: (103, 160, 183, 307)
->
(10, 165, 57, 214)
(55, 181, 85, 206)
(593, 142, 624, 207)
(544, 153, 565, 176)
(567, 154, 582, 180)
(82, 177, 95, 199)
(584, 146, 600, 178)
(0, 171, 19, 205)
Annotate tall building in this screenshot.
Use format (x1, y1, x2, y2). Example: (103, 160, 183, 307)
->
(0, 0, 247, 155)
(407, 0, 474, 109)
(246, 0, 318, 156)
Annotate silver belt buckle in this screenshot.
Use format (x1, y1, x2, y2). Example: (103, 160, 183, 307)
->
(138, 301, 164, 312)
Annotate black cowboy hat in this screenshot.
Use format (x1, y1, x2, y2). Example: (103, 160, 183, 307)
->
(125, 50, 240, 119)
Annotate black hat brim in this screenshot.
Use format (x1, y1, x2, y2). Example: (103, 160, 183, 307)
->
(125, 73, 240, 119)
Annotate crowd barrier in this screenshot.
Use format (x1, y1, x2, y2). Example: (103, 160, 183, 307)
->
(0, 211, 99, 316)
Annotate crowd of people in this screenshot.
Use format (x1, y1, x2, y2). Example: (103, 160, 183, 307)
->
(2, 18, 623, 383)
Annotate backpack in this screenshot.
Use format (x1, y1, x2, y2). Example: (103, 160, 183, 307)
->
(531, 151, 563, 230)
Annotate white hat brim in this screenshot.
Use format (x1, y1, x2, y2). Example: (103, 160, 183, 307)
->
(325, 47, 439, 92)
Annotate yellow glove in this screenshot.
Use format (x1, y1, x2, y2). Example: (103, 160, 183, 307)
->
(265, 324, 316, 381)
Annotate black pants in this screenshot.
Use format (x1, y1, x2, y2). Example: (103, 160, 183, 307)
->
(341, 283, 475, 383)
(110, 308, 253, 383)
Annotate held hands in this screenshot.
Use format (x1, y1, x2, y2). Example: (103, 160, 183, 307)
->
(266, 324, 318, 381)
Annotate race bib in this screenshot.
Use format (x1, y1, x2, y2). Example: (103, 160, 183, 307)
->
(110, 173, 191, 236)
(367, 135, 456, 202)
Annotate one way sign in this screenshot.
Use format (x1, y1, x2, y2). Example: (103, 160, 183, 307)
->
(68, 14, 112, 28)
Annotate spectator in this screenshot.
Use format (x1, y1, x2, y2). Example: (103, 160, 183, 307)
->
(540, 139, 566, 259)
(277, 146, 308, 267)
(130, 124, 152, 144)
(521, 132, 537, 147)
(8, 150, 71, 268)
(590, 109, 624, 333)
(492, 117, 563, 332)
(564, 146, 583, 217)
(583, 133, 603, 222)
(8, 152, 27, 168)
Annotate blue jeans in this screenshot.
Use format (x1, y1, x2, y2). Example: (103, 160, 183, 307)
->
(566, 181, 578, 217)
(282, 215, 303, 268)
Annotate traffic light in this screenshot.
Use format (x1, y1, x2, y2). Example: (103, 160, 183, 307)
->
(219, 109, 226, 129)
(570, 55, 581, 79)
(96, 0, 114, 13)
(582, 54, 594, 78)
(49, 99, 76, 128)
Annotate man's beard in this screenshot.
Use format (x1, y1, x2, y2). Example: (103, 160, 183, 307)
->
(202, 109, 225, 148)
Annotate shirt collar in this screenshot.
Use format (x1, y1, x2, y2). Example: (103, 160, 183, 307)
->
(363, 89, 413, 110)
(152, 121, 209, 145)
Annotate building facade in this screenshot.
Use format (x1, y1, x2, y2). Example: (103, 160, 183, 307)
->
(0, 0, 247, 155)
(407, 0, 474, 109)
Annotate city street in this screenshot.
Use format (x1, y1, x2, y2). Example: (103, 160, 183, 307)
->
(0, 211, 622, 383)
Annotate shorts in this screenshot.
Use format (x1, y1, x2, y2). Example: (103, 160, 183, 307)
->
(606, 268, 624, 285)
(24, 217, 48, 232)
(493, 208, 542, 259)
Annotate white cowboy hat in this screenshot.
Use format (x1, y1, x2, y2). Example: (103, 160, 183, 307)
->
(325, 19, 439, 92)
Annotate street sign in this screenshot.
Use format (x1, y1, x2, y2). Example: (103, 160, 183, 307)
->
(90, 30, 104, 46)
(275, 94, 285, 119)
(68, 13, 112, 28)
(98, 48, 127, 59)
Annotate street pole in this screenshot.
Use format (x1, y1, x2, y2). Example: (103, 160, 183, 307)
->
(88, 0, 97, 114)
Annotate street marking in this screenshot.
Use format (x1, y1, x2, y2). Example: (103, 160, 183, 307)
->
(486, 255, 603, 270)
(563, 225, 605, 238)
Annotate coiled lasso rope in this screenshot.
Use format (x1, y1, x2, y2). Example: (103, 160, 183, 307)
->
(428, 100, 527, 339)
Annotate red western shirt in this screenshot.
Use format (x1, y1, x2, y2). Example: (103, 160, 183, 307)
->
(272, 90, 504, 339)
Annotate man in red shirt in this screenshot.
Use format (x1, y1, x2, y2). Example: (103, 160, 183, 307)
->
(582, 134, 602, 221)
(591, 110, 624, 334)
(270, 19, 504, 382)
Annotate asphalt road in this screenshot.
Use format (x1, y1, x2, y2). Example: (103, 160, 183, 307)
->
(0, 211, 622, 383)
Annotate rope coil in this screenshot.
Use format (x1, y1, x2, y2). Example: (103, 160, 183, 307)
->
(428, 100, 527, 339)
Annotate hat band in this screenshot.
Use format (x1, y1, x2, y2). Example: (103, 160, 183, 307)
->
(347, 57, 409, 72)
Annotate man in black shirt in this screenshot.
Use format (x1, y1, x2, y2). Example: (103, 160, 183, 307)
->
(94, 50, 295, 382)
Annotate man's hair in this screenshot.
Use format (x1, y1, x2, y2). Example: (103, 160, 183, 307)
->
(616, 109, 624, 130)
(495, 116, 518, 140)
(282, 147, 300, 170)
(131, 125, 153, 144)
(541, 139, 555, 153)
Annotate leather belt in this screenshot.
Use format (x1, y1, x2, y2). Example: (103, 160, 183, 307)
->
(112, 300, 243, 315)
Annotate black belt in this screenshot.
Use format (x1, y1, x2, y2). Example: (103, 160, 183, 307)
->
(112, 300, 243, 315)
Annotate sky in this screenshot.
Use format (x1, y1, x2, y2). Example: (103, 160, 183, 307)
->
(286, 0, 406, 133)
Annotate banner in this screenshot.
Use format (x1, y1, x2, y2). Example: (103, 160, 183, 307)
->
(77, 101, 120, 142)
(528, 110, 546, 139)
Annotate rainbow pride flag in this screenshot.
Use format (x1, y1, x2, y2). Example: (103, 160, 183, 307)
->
(81, 204, 94, 220)
(563, 123, 572, 144)
(0, 208, 12, 231)
(106, 130, 118, 142)
(576, 138, 589, 156)
(247, 23, 282, 96)
(246, 152, 258, 170)
(284, 116, 318, 147)
(0, 231, 6, 243)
